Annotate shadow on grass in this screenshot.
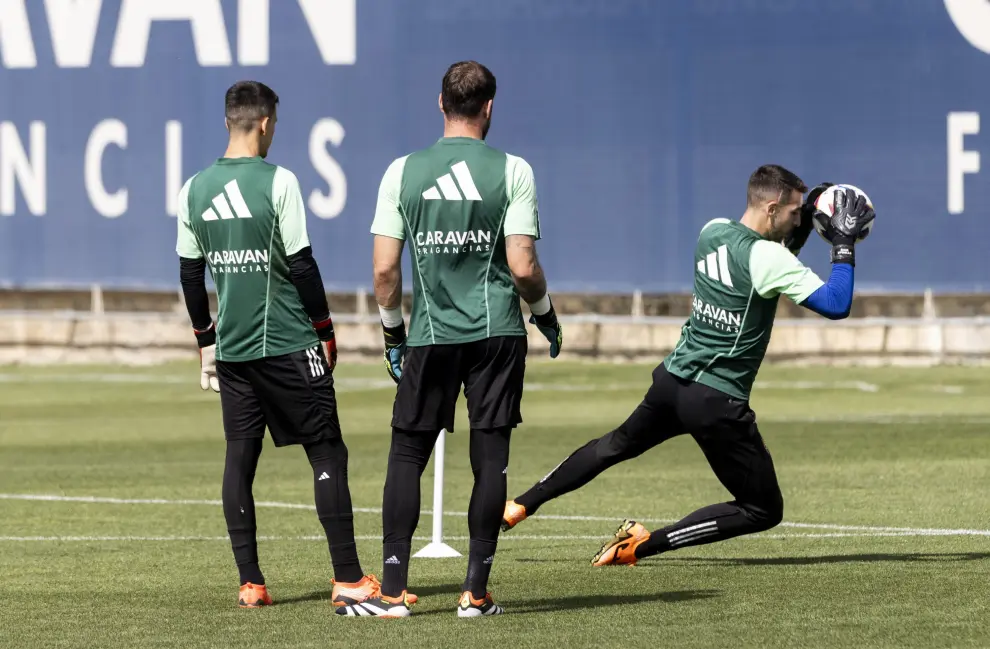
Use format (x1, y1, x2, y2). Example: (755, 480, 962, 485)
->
(660, 552, 990, 567)
(276, 582, 464, 605)
(414, 589, 719, 616)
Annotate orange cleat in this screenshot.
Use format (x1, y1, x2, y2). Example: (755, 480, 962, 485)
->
(238, 582, 273, 608)
(331, 574, 418, 607)
(591, 519, 651, 566)
(457, 591, 504, 618)
(501, 500, 528, 532)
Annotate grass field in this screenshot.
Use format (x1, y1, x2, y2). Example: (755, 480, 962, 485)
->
(1, 360, 988, 648)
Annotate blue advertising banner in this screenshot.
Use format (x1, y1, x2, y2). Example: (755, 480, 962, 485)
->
(0, 0, 987, 292)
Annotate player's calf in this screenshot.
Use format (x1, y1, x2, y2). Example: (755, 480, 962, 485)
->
(619, 496, 784, 562)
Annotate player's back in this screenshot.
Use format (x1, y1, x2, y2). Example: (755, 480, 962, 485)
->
(664, 218, 781, 400)
(179, 157, 316, 361)
(390, 137, 531, 346)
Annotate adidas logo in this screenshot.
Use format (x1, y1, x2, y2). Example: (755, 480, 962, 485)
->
(422, 161, 482, 201)
(697, 244, 733, 288)
(318, 472, 329, 481)
(483, 555, 494, 565)
(202, 179, 254, 221)
(385, 555, 401, 565)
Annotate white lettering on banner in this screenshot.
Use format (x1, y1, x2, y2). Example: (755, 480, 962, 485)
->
(947, 112, 980, 215)
(238, 0, 269, 66)
(1, 119, 348, 219)
(0, 0, 356, 68)
(944, 0, 990, 55)
(0, 122, 46, 216)
(44, 0, 102, 68)
(309, 119, 347, 219)
(84, 119, 128, 218)
(165, 121, 182, 217)
(0, 0, 36, 68)
(297, 0, 356, 65)
(111, 0, 231, 67)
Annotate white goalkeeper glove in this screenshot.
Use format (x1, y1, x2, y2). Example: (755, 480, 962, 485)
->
(194, 323, 220, 393)
(199, 345, 219, 392)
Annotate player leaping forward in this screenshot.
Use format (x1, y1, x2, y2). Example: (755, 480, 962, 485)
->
(176, 81, 384, 609)
(502, 166, 874, 564)
(336, 61, 562, 618)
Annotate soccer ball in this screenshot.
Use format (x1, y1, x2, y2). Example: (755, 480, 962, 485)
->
(812, 184, 875, 243)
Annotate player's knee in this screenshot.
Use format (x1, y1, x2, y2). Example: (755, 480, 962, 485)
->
(747, 493, 784, 531)
(469, 427, 511, 478)
(303, 437, 348, 473)
(390, 428, 437, 469)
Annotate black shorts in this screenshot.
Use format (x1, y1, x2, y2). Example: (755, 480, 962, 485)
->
(216, 345, 340, 447)
(608, 364, 780, 507)
(392, 335, 527, 433)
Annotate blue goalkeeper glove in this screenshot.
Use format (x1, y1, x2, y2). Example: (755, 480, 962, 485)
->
(382, 320, 406, 384)
(529, 302, 563, 359)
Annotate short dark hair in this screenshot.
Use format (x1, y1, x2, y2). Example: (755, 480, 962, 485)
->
(441, 61, 496, 119)
(225, 81, 279, 132)
(747, 164, 807, 206)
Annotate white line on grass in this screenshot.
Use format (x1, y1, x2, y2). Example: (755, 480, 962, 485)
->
(3, 493, 990, 537)
(755, 380, 880, 393)
(0, 373, 908, 395)
(0, 374, 398, 392)
(0, 532, 964, 543)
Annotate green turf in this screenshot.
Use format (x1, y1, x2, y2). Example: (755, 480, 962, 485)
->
(1, 361, 988, 648)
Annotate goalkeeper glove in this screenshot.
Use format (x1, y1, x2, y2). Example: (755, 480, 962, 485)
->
(786, 182, 833, 256)
(824, 187, 875, 266)
(529, 298, 563, 359)
(194, 322, 219, 393)
(312, 315, 338, 372)
(382, 320, 406, 384)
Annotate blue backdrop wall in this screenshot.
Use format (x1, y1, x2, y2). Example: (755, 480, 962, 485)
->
(0, 0, 987, 292)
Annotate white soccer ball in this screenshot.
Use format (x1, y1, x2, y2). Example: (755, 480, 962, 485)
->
(812, 184, 875, 243)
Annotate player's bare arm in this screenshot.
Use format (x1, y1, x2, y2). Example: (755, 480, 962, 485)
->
(373, 235, 404, 310)
(505, 234, 547, 304)
(507, 233, 562, 358)
(373, 234, 406, 383)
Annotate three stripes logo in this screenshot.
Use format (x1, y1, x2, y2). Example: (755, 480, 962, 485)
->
(305, 347, 325, 378)
(422, 161, 483, 201)
(667, 520, 719, 548)
(697, 244, 733, 288)
(202, 179, 254, 221)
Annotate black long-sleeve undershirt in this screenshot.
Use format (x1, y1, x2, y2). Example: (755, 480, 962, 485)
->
(179, 256, 213, 331)
(287, 246, 331, 322)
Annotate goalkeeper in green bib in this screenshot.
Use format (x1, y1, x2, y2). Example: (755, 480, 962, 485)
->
(175, 81, 382, 609)
(335, 61, 562, 618)
(502, 165, 875, 565)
